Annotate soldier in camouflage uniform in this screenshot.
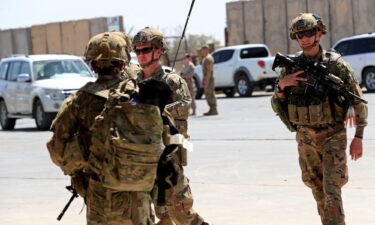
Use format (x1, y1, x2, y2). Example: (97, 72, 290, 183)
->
(271, 13, 368, 225)
(47, 32, 155, 225)
(132, 27, 208, 225)
(199, 45, 218, 116)
(181, 53, 197, 116)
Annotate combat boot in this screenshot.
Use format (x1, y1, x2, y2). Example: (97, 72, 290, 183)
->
(203, 107, 218, 116)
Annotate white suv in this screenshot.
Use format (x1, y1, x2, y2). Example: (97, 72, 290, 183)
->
(0, 54, 96, 130)
(332, 32, 375, 92)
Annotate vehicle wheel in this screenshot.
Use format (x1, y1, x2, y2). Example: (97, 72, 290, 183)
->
(235, 74, 253, 97)
(223, 88, 235, 97)
(34, 100, 54, 130)
(363, 68, 375, 92)
(194, 77, 204, 99)
(0, 101, 16, 130)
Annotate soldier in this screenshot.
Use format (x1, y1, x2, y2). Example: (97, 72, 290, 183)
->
(132, 27, 209, 225)
(271, 13, 368, 225)
(181, 53, 197, 116)
(47, 32, 155, 225)
(199, 45, 218, 116)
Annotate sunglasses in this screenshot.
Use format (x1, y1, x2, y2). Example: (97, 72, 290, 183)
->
(296, 29, 316, 39)
(134, 47, 154, 55)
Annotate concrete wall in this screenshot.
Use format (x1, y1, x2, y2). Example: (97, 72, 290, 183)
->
(31, 25, 47, 54)
(0, 30, 13, 58)
(263, 0, 288, 54)
(12, 28, 31, 55)
(46, 23, 62, 54)
(226, 0, 375, 54)
(90, 17, 108, 37)
(243, 0, 263, 44)
(226, 2, 245, 45)
(329, 0, 354, 45)
(0, 16, 123, 58)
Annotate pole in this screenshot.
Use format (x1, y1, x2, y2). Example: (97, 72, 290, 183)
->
(171, 0, 196, 70)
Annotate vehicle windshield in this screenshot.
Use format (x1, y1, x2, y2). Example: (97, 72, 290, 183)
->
(33, 60, 93, 80)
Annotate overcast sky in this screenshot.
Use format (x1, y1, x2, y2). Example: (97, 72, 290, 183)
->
(0, 0, 232, 44)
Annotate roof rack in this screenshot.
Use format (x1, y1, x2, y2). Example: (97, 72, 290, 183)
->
(8, 54, 28, 58)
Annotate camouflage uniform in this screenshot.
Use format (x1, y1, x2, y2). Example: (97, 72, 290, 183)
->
(138, 66, 204, 225)
(47, 32, 154, 225)
(201, 52, 217, 115)
(181, 60, 196, 114)
(271, 13, 368, 225)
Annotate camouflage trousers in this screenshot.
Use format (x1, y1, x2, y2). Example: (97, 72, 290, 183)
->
(155, 157, 204, 225)
(86, 178, 154, 225)
(203, 77, 217, 109)
(296, 125, 348, 225)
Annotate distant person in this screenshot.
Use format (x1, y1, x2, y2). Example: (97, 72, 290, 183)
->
(271, 13, 368, 225)
(181, 53, 197, 115)
(200, 45, 218, 116)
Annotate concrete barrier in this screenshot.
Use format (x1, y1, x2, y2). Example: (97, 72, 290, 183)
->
(263, 0, 288, 54)
(330, 0, 354, 45)
(46, 23, 62, 54)
(31, 25, 47, 54)
(226, 0, 375, 53)
(90, 17, 108, 37)
(0, 30, 14, 58)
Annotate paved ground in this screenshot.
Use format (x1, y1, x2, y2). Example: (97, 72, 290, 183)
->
(0, 91, 374, 225)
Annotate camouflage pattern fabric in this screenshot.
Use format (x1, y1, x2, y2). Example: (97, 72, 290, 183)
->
(181, 61, 196, 111)
(47, 76, 155, 225)
(137, 66, 191, 136)
(137, 66, 205, 225)
(271, 46, 368, 225)
(297, 126, 347, 225)
(289, 13, 327, 40)
(87, 178, 153, 225)
(202, 53, 217, 109)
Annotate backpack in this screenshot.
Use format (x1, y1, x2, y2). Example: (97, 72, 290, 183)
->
(87, 79, 169, 191)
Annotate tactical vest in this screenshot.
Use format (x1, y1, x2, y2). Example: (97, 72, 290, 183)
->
(286, 50, 346, 127)
(84, 79, 164, 192)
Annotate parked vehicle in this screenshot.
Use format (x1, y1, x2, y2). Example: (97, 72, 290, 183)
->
(194, 44, 277, 98)
(332, 32, 375, 92)
(0, 54, 96, 130)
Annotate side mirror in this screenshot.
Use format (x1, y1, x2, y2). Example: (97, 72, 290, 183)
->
(17, 73, 31, 82)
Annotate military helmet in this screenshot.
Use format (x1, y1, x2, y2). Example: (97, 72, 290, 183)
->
(84, 32, 129, 68)
(289, 13, 327, 40)
(132, 27, 168, 53)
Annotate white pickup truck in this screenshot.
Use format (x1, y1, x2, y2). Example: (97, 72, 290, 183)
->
(194, 44, 277, 98)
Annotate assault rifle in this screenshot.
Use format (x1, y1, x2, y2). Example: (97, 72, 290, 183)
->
(272, 52, 367, 104)
(57, 185, 78, 221)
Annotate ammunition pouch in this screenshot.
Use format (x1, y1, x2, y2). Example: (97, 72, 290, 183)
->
(287, 94, 345, 127)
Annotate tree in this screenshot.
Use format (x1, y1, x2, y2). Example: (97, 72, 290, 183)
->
(166, 34, 221, 66)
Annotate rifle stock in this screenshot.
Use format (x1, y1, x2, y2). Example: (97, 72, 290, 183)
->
(57, 186, 78, 221)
